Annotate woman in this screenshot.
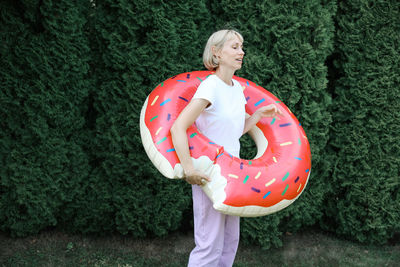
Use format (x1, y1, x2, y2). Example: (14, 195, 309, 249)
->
(171, 29, 282, 267)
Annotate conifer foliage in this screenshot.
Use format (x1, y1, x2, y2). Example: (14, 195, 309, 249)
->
(0, 0, 399, 247)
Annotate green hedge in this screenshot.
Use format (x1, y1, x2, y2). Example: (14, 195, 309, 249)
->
(322, 0, 400, 244)
(0, 0, 399, 247)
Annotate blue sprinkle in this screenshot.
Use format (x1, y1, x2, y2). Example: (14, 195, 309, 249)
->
(166, 148, 175, 152)
(179, 96, 189, 102)
(251, 187, 260, 193)
(279, 123, 292, 127)
(246, 96, 250, 101)
(227, 152, 233, 158)
(189, 146, 194, 150)
(263, 191, 271, 199)
(299, 123, 302, 126)
(177, 80, 187, 83)
(187, 74, 190, 79)
(254, 98, 265, 107)
(294, 157, 302, 160)
(160, 98, 171, 106)
(167, 113, 171, 121)
(209, 142, 215, 145)
(246, 81, 250, 86)
(295, 176, 300, 183)
(240, 162, 243, 170)
(216, 153, 224, 159)
(306, 169, 310, 173)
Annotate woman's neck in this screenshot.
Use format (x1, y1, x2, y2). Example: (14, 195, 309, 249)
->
(215, 67, 235, 86)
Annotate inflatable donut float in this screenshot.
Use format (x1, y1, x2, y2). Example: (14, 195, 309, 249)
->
(140, 71, 311, 217)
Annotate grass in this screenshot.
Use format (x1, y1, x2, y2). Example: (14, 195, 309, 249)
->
(1, 228, 399, 267)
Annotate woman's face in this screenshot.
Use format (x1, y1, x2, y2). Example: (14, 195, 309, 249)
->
(215, 35, 245, 71)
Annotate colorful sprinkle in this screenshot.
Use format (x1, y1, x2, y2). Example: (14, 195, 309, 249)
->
(298, 138, 302, 145)
(177, 80, 186, 83)
(242, 86, 246, 90)
(166, 148, 175, 152)
(306, 169, 310, 173)
(186, 74, 190, 79)
(280, 142, 293, 146)
(294, 176, 300, 183)
(160, 82, 164, 87)
(263, 191, 271, 199)
(209, 142, 215, 145)
(248, 161, 252, 165)
(196, 77, 203, 82)
(282, 172, 290, 181)
(190, 133, 197, 138)
(243, 175, 249, 184)
(276, 101, 281, 103)
(228, 174, 239, 179)
(160, 98, 171, 106)
(189, 146, 194, 150)
(150, 115, 158, 122)
(297, 183, 302, 192)
(255, 171, 261, 179)
(265, 178, 276, 187)
(279, 123, 292, 127)
(294, 157, 302, 160)
(251, 187, 260, 193)
(254, 98, 265, 107)
(167, 113, 171, 121)
(272, 157, 277, 163)
(282, 184, 289, 196)
(246, 96, 250, 101)
(240, 162, 244, 170)
(151, 95, 159, 106)
(156, 137, 167, 145)
(216, 153, 224, 159)
(179, 96, 189, 102)
(271, 118, 276, 125)
(246, 81, 250, 86)
(155, 127, 162, 136)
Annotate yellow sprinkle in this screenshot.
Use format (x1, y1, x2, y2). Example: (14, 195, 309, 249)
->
(216, 148, 219, 154)
(297, 183, 302, 193)
(242, 86, 246, 91)
(151, 95, 159, 106)
(280, 142, 293, 146)
(272, 157, 277, 163)
(155, 127, 162, 136)
(228, 174, 239, 179)
(288, 108, 292, 114)
(265, 178, 276, 187)
(255, 171, 261, 179)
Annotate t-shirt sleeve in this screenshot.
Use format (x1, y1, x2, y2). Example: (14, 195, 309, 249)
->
(192, 79, 215, 106)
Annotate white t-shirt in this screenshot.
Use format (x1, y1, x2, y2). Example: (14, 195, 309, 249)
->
(192, 75, 246, 157)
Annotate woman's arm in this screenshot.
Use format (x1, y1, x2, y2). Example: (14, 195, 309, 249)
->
(170, 99, 211, 185)
(243, 104, 283, 134)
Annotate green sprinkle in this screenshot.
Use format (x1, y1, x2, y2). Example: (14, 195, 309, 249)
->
(298, 138, 302, 145)
(276, 101, 281, 103)
(243, 175, 249, 184)
(196, 77, 203, 82)
(156, 137, 167, 145)
(190, 133, 197, 138)
(271, 118, 276, 125)
(282, 172, 289, 181)
(282, 184, 289, 196)
(248, 161, 252, 165)
(161, 82, 164, 87)
(150, 115, 158, 122)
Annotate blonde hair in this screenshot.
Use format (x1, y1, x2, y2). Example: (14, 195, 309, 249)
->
(203, 29, 244, 71)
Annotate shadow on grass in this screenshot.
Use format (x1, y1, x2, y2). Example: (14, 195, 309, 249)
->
(1, 228, 399, 267)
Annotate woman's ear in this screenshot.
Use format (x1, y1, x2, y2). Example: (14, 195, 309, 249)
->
(212, 46, 220, 58)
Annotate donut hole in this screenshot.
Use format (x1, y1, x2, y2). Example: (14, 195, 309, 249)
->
(239, 125, 268, 160)
(239, 133, 257, 159)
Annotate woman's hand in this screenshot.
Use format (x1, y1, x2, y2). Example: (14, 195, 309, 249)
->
(184, 169, 211, 186)
(255, 104, 283, 119)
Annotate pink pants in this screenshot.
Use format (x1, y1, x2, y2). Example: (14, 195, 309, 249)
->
(188, 185, 240, 267)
